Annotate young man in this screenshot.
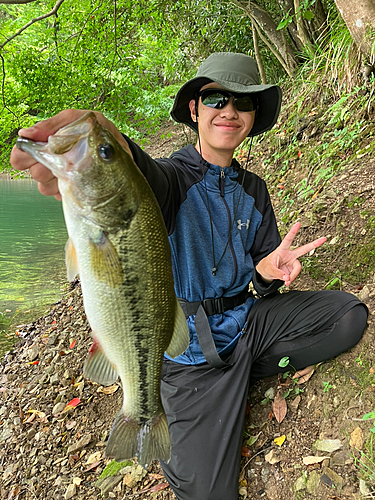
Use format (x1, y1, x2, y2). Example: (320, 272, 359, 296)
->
(11, 52, 368, 500)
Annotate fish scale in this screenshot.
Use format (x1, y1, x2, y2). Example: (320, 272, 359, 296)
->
(16, 112, 189, 467)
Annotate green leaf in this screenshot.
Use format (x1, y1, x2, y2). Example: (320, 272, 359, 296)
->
(278, 357, 290, 368)
(277, 17, 292, 30)
(303, 10, 314, 21)
(363, 411, 375, 421)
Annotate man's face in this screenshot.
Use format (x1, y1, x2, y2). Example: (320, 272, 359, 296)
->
(189, 82, 256, 159)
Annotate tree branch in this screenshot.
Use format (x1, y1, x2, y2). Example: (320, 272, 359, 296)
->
(0, 0, 66, 50)
(0, 0, 37, 4)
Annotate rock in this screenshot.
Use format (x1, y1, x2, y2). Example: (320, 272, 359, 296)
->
(98, 476, 123, 495)
(67, 434, 92, 454)
(358, 285, 370, 302)
(64, 483, 76, 499)
(306, 470, 320, 495)
(52, 402, 66, 415)
(50, 373, 60, 386)
(313, 438, 342, 453)
(360, 478, 371, 495)
(331, 450, 352, 466)
(121, 464, 147, 488)
(28, 345, 39, 361)
(264, 387, 275, 400)
(0, 422, 13, 442)
(320, 467, 343, 493)
(293, 475, 306, 492)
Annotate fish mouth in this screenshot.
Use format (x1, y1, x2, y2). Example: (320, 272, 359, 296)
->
(16, 112, 97, 179)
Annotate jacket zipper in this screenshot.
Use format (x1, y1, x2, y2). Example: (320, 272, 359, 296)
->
(219, 170, 238, 288)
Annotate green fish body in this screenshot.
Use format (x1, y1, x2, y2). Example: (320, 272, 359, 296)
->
(16, 112, 189, 467)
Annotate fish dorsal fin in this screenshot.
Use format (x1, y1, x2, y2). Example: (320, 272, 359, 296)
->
(89, 231, 123, 288)
(65, 238, 79, 281)
(166, 298, 190, 359)
(83, 339, 118, 386)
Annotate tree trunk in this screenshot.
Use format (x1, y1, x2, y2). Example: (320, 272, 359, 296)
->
(229, 0, 299, 75)
(252, 20, 267, 83)
(334, 0, 375, 59)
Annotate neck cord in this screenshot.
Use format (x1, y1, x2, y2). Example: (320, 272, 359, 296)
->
(199, 135, 253, 276)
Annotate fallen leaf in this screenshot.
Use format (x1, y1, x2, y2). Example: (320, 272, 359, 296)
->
(273, 392, 287, 423)
(274, 435, 286, 446)
(85, 452, 101, 465)
(69, 340, 77, 349)
(97, 384, 119, 394)
(349, 427, 364, 450)
(149, 473, 165, 480)
(150, 483, 169, 492)
(84, 461, 101, 472)
(63, 398, 81, 412)
(241, 446, 252, 457)
(303, 455, 329, 465)
(295, 368, 315, 385)
(291, 395, 301, 411)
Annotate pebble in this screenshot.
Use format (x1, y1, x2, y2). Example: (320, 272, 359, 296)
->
(64, 483, 76, 499)
(53, 402, 66, 415)
(67, 434, 92, 454)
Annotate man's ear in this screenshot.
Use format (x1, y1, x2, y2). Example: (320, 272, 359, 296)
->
(189, 99, 198, 122)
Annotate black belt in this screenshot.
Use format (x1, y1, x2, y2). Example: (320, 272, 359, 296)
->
(178, 289, 251, 318)
(178, 289, 251, 369)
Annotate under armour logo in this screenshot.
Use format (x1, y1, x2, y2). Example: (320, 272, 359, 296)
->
(237, 219, 250, 230)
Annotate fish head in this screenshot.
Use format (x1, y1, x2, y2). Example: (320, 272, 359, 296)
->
(16, 112, 139, 228)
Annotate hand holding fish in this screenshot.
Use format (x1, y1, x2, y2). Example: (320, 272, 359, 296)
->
(10, 109, 131, 200)
(256, 222, 326, 286)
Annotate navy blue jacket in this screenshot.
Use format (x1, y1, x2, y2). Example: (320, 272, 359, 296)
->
(125, 140, 282, 364)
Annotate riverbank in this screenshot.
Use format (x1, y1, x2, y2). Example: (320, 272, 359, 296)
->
(1, 115, 375, 499)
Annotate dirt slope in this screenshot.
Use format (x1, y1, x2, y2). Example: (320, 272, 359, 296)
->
(1, 122, 374, 500)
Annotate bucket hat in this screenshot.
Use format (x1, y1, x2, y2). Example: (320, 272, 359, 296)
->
(171, 52, 282, 137)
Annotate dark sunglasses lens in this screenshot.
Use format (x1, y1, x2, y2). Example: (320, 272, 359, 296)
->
(201, 92, 228, 109)
(234, 95, 255, 112)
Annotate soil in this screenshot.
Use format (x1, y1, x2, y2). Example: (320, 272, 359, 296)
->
(1, 120, 375, 500)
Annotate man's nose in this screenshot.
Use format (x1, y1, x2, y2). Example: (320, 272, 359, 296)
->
(220, 98, 238, 118)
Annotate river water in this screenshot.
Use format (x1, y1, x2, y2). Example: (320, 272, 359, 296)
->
(0, 177, 68, 356)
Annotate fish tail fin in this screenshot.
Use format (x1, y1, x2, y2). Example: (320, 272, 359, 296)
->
(106, 409, 171, 468)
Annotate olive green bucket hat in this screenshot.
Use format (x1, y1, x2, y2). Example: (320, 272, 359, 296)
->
(171, 52, 282, 137)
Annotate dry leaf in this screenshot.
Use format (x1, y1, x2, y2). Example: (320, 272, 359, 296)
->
(149, 473, 165, 480)
(63, 398, 81, 412)
(85, 452, 101, 465)
(303, 455, 329, 465)
(97, 384, 119, 395)
(241, 446, 252, 457)
(150, 483, 169, 492)
(84, 461, 101, 472)
(349, 427, 364, 450)
(274, 435, 286, 447)
(273, 392, 287, 423)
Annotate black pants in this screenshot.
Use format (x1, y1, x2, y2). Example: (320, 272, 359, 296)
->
(160, 290, 368, 500)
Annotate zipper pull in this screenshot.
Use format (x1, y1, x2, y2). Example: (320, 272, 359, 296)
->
(219, 169, 225, 197)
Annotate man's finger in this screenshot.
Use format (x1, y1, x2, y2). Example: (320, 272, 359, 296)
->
(292, 236, 327, 258)
(279, 222, 301, 250)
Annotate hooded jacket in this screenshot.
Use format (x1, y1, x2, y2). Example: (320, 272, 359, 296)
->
(125, 138, 282, 365)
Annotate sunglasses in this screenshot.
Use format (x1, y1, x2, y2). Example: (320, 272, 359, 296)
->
(197, 89, 257, 112)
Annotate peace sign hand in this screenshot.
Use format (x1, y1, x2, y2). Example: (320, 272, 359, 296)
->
(255, 222, 327, 287)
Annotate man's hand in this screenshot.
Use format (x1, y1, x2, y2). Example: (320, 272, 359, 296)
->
(10, 109, 131, 201)
(255, 222, 326, 286)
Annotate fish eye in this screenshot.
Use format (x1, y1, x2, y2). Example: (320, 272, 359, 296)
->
(98, 144, 114, 161)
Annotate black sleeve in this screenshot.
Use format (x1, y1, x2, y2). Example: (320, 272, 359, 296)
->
(240, 170, 283, 296)
(123, 135, 186, 235)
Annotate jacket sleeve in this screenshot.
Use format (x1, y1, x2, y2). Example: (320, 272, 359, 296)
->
(123, 135, 185, 235)
(248, 176, 283, 296)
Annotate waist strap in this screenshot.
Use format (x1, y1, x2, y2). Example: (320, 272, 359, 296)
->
(177, 289, 251, 370)
(178, 289, 251, 318)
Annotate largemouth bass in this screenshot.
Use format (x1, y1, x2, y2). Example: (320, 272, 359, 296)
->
(16, 112, 189, 467)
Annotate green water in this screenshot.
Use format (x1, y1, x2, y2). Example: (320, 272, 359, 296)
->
(0, 177, 68, 356)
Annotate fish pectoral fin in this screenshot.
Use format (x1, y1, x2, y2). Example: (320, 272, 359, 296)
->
(65, 238, 79, 281)
(106, 410, 171, 468)
(83, 340, 118, 386)
(89, 232, 123, 287)
(166, 298, 190, 359)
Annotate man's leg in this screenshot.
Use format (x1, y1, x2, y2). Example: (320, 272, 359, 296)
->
(160, 341, 253, 500)
(244, 290, 368, 381)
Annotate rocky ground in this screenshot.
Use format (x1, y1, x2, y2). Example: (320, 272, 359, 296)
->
(1, 122, 375, 500)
